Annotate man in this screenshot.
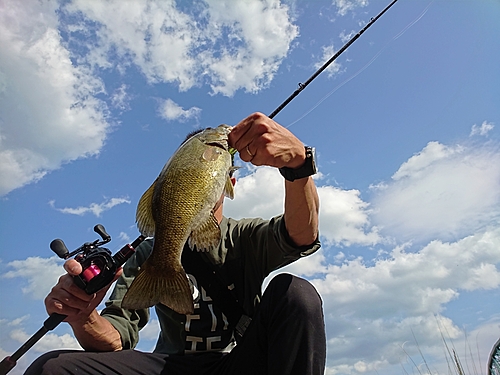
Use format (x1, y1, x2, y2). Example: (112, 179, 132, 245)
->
(26, 113, 325, 375)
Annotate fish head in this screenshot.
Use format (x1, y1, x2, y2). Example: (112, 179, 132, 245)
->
(196, 124, 233, 151)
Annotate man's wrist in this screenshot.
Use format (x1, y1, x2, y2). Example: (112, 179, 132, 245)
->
(279, 146, 317, 182)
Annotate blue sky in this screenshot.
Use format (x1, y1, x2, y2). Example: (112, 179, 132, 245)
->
(1, 0, 499, 374)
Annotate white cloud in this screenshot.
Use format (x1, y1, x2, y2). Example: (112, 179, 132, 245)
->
(158, 99, 201, 122)
(470, 120, 494, 137)
(0, 0, 298, 196)
(0, 0, 110, 196)
(1, 321, 80, 375)
(3, 256, 65, 300)
(391, 141, 463, 181)
(224, 166, 285, 220)
(314, 45, 342, 78)
(277, 249, 327, 277)
(118, 231, 131, 243)
(372, 141, 500, 243)
(318, 186, 380, 246)
(200, 0, 299, 95)
(7, 315, 30, 327)
(314, 227, 500, 373)
(65, 0, 298, 96)
(111, 84, 131, 111)
(225, 167, 380, 247)
(10, 329, 81, 353)
(49, 197, 131, 217)
(339, 30, 356, 43)
(333, 0, 369, 17)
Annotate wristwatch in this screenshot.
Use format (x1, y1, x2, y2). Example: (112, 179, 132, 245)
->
(279, 146, 317, 182)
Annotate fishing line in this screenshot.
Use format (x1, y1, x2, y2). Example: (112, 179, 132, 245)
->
(285, 0, 434, 129)
(268, 0, 399, 120)
(393, 0, 433, 40)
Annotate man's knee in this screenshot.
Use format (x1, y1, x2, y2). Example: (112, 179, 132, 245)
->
(24, 350, 81, 375)
(266, 273, 323, 318)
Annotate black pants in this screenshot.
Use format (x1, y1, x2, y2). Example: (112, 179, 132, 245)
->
(25, 274, 326, 375)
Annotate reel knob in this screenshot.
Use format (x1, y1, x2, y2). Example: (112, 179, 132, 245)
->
(94, 224, 111, 242)
(50, 239, 69, 259)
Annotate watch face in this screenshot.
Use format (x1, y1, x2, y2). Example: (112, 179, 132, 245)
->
(296, 146, 317, 178)
(307, 147, 317, 174)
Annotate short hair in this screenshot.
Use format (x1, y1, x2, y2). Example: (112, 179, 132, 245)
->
(182, 128, 204, 144)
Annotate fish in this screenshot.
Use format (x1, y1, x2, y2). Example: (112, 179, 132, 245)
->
(121, 124, 235, 314)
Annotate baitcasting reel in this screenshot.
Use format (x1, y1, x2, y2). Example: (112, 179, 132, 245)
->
(50, 224, 140, 294)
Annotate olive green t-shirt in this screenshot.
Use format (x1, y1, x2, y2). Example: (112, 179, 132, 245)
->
(101, 215, 320, 354)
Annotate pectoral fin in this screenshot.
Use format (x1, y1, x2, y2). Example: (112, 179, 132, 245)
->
(188, 212, 221, 252)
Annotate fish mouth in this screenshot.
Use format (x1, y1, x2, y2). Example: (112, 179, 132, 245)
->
(202, 125, 233, 150)
(194, 124, 234, 154)
(207, 142, 228, 151)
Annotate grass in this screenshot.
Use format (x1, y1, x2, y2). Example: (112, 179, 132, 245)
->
(400, 316, 499, 375)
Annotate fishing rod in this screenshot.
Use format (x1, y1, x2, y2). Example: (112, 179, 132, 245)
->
(0, 226, 145, 375)
(268, 0, 399, 120)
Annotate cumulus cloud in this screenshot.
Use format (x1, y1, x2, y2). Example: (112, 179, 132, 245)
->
(1, 0, 298, 196)
(0, 0, 110, 196)
(315, 227, 500, 373)
(227, 138, 500, 374)
(199, 0, 299, 95)
(318, 186, 380, 246)
(65, 0, 298, 96)
(333, 0, 369, 16)
(470, 120, 494, 137)
(10, 328, 81, 352)
(390, 141, 463, 181)
(371, 141, 500, 243)
(110, 84, 131, 111)
(225, 167, 380, 247)
(158, 99, 201, 122)
(49, 197, 131, 217)
(224, 166, 285, 220)
(314, 45, 342, 78)
(316, 229, 500, 313)
(0, 315, 82, 375)
(3, 256, 64, 300)
(118, 231, 131, 243)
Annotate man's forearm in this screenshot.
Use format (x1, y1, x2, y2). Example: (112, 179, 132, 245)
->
(69, 310, 123, 352)
(284, 176, 319, 246)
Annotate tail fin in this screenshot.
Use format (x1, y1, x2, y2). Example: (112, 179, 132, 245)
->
(122, 265, 194, 315)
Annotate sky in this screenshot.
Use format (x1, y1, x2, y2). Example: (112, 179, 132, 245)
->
(0, 0, 499, 374)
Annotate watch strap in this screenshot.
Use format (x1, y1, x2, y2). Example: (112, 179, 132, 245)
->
(279, 146, 317, 182)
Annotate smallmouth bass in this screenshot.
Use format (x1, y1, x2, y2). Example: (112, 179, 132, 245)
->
(122, 124, 235, 314)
